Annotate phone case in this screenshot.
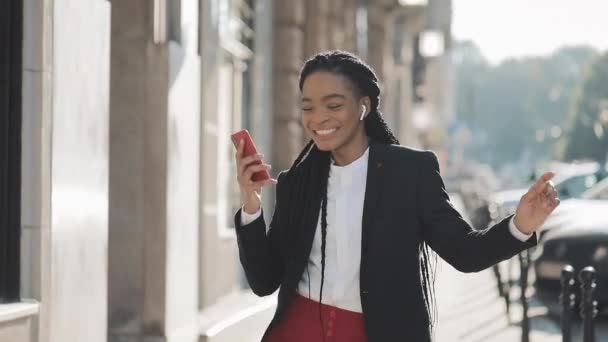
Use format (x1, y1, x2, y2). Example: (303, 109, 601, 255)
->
(231, 129, 271, 181)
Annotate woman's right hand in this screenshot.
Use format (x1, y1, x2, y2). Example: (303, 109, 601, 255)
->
(235, 139, 278, 214)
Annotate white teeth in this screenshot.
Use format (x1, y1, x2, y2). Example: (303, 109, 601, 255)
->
(315, 128, 337, 135)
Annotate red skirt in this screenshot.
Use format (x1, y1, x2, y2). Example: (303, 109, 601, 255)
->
(264, 293, 367, 342)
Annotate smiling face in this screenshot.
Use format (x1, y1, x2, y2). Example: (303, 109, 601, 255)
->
(301, 71, 370, 155)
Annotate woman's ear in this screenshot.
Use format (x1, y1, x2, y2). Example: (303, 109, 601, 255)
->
(359, 96, 371, 121)
(360, 105, 367, 121)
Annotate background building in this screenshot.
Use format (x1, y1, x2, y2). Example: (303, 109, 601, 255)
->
(0, 0, 451, 341)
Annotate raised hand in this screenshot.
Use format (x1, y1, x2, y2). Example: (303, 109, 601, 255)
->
(513, 171, 561, 234)
(235, 139, 277, 214)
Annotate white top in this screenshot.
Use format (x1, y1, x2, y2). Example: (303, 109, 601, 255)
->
(240, 147, 531, 313)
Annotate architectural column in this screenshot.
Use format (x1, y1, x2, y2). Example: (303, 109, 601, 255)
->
(47, 1, 111, 341)
(390, 6, 426, 147)
(109, 0, 169, 340)
(109, 0, 200, 341)
(341, 0, 359, 52)
(273, 0, 306, 171)
(366, 1, 389, 86)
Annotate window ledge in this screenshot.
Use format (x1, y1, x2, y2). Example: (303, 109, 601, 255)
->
(0, 299, 40, 323)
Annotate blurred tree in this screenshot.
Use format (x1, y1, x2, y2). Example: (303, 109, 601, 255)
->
(560, 52, 608, 164)
(453, 40, 598, 173)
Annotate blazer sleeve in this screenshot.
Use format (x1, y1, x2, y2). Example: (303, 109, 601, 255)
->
(234, 170, 287, 296)
(417, 151, 537, 273)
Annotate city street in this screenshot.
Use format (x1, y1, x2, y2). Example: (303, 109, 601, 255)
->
(434, 253, 608, 341)
(434, 194, 608, 341)
(434, 257, 561, 341)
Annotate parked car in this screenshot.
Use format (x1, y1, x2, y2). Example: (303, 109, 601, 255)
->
(537, 173, 608, 239)
(469, 163, 606, 240)
(544, 161, 607, 200)
(489, 188, 527, 216)
(533, 201, 608, 315)
(482, 165, 607, 237)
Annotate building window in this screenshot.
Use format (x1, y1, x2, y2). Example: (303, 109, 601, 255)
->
(0, 0, 23, 303)
(217, 0, 255, 235)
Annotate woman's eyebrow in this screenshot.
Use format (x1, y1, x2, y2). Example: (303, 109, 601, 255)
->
(301, 94, 347, 102)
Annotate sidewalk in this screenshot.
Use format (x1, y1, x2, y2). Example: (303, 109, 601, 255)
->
(433, 258, 562, 342)
(433, 194, 563, 342)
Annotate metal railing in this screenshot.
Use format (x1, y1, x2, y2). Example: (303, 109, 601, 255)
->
(560, 265, 598, 342)
(492, 253, 599, 342)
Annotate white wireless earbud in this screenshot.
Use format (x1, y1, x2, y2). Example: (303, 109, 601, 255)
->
(359, 105, 367, 121)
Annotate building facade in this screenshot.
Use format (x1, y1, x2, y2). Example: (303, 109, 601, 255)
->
(0, 0, 451, 341)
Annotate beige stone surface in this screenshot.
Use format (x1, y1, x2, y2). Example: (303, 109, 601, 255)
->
(46, 1, 112, 341)
(0, 317, 35, 342)
(274, 27, 305, 73)
(4, 1, 455, 342)
(274, 0, 305, 26)
(273, 73, 301, 121)
(273, 118, 304, 172)
(108, 1, 169, 339)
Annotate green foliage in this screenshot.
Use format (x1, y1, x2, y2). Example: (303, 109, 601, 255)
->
(453, 41, 599, 171)
(561, 52, 608, 163)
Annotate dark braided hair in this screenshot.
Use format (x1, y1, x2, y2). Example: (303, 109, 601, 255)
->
(276, 50, 437, 338)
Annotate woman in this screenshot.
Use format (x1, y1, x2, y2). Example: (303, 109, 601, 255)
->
(233, 51, 560, 342)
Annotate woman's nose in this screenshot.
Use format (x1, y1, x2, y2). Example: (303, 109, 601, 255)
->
(308, 111, 331, 123)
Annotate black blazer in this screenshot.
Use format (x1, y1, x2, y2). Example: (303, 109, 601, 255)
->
(234, 139, 537, 342)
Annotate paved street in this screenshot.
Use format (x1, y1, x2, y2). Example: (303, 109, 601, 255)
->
(434, 257, 561, 342)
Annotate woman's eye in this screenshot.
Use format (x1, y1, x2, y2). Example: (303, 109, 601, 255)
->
(302, 108, 312, 112)
(328, 104, 342, 110)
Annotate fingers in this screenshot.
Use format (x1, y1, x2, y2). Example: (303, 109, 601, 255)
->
(521, 171, 557, 204)
(234, 139, 276, 190)
(236, 139, 244, 158)
(238, 153, 264, 178)
(256, 178, 278, 187)
(540, 181, 560, 211)
(531, 171, 555, 196)
(235, 139, 262, 168)
(541, 195, 560, 213)
(542, 181, 558, 198)
(245, 178, 278, 195)
(242, 164, 272, 186)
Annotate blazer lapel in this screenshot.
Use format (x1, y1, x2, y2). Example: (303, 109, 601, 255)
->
(361, 139, 385, 253)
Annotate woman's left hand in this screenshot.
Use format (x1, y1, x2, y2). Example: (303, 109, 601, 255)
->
(513, 171, 561, 235)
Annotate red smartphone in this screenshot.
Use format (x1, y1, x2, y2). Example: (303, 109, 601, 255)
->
(231, 129, 271, 182)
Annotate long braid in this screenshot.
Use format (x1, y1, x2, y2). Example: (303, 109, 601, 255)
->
(280, 50, 437, 339)
(318, 150, 330, 340)
(365, 109, 399, 145)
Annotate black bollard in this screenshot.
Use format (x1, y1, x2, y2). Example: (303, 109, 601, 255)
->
(579, 266, 598, 342)
(560, 265, 576, 342)
(519, 250, 530, 342)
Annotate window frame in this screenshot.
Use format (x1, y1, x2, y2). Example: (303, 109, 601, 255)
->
(216, 0, 255, 237)
(0, 0, 23, 303)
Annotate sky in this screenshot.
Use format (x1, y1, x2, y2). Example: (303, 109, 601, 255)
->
(452, 0, 608, 64)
